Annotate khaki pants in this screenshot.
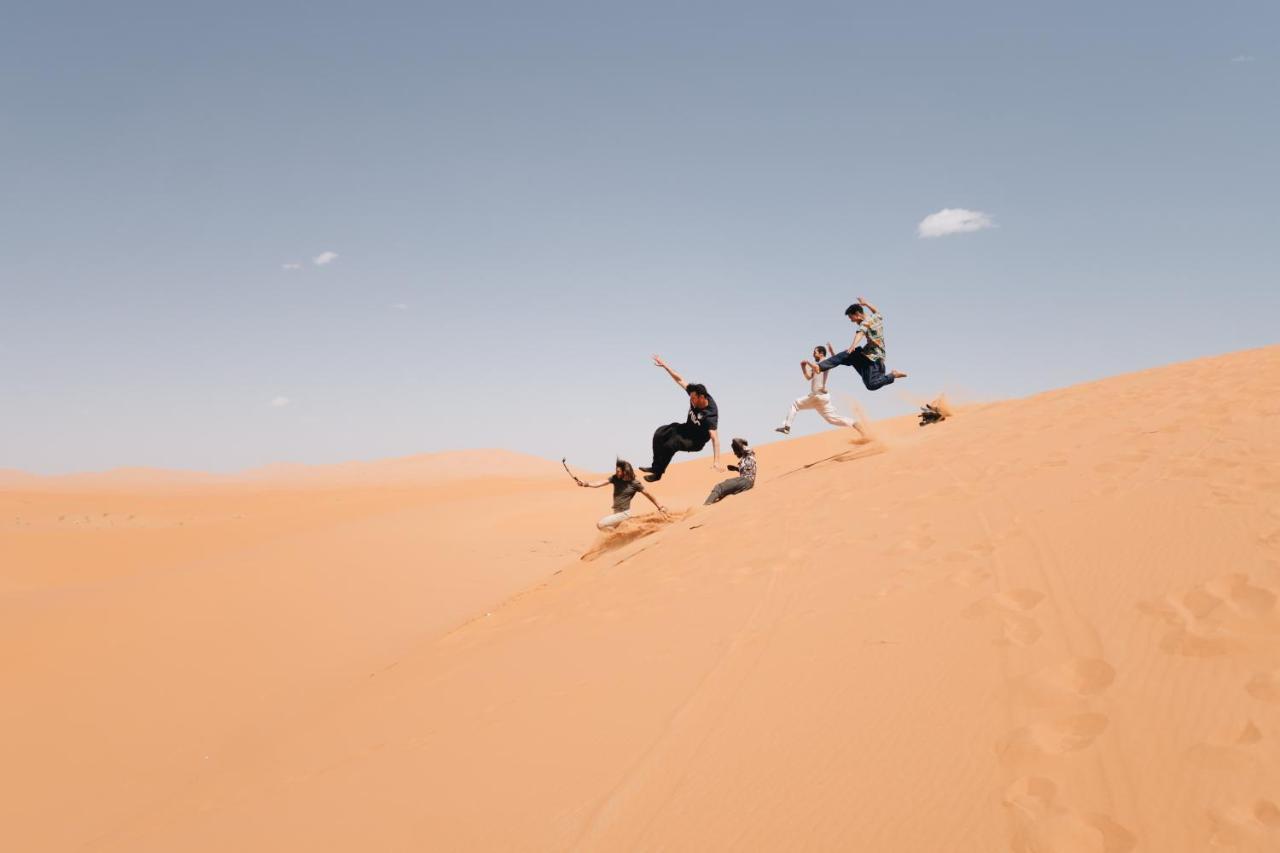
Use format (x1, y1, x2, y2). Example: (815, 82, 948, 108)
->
(597, 510, 632, 530)
(782, 393, 854, 429)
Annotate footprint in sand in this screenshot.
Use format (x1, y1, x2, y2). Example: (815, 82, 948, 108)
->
(948, 566, 992, 588)
(888, 532, 936, 556)
(1185, 719, 1267, 773)
(1245, 670, 1280, 703)
(964, 588, 1045, 647)
(999, 713, 1110, 764)
(1237, 720, 1265, 745)
(943, 541, 997, 565)
(1003, 777, 1136, 853)
(1138, 574, 1280, 657)
(1208, 799, 1280, 851)
(1014, 658, 1116, 707)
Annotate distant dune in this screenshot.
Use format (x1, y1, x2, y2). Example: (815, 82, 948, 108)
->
(0, 448, 559, 491)
(3, 346, 1279, 851)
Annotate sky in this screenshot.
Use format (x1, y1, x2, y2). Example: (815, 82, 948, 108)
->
(2, 1, 1277, 475)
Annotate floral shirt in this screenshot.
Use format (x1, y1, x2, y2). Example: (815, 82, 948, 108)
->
(735, 450, 758, 481)
(861, 311, 886, 362)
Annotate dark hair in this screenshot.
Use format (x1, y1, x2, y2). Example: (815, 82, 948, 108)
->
(686, 383, 708, 398)
(615, 459, 635, 481)
(845, 303, 865, 317)
(731, 437, 749, 457)
(814, 345, 828, 357)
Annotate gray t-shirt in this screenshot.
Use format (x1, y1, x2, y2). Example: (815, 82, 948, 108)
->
(610, 475, 645, 513)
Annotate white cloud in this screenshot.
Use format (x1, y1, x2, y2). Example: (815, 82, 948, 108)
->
(281, 262, 302, 271)
(1231, 55, 1257, 63)
(270, 396, 291, 408)
(918, 208, 996, 239)
(313, 251, 339, 266)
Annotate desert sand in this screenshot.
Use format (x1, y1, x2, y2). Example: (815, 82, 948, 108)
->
(4, 346, 1280, 851)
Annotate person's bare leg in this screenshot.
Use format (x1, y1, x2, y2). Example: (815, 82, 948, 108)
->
(890, 369, 908, 379)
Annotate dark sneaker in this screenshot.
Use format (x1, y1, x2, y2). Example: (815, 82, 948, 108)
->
(639, 466, 654, 473)
(643, 474, 662, 482)
(774, 426, 790, 435)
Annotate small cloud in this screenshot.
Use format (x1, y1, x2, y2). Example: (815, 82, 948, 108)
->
(269, 396, 291, 408)
(1231, 55, 1257, 63)
(918, 208, 996, 239)
(391, 302, 409, 310)
(281, 262, 302, 271)
(313, 251, 339, 266)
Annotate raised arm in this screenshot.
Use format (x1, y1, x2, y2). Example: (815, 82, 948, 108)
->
(857, 295, 880, 315)
(652, 354, 688, 390)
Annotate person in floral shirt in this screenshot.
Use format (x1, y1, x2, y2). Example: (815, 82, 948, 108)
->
(811, 296, 908, 391)
(704, 438, 757, 505)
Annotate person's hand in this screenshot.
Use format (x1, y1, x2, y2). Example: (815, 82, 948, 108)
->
(711, 462, 723, 471)
(652, 354, 666, 368)
(659, 505, 668, 514)
(857, 295, 867, 304)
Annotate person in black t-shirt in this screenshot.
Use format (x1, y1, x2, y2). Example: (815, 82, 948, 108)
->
(641, 355, 722, 482)
(576, 459, 667, 530)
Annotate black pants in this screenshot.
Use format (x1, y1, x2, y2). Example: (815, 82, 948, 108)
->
(649, 424, 707, 476)
(705, 476, 754, 505)
(817, 347, 895, 391)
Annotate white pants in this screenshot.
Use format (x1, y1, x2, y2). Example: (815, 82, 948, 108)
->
(782, 393, 855, 429)
(597, 510, 632, 530)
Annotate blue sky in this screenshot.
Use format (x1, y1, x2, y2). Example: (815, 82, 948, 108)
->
(3, 1, 1276, 474)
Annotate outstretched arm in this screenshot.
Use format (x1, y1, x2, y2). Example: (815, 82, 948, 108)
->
(642, 489, 667, 514)
(578, 479, 611, 488)
(652, 354, 688, 390)
(801, 360, 817, 379)
(709, 429, 722, 469)
(857, 295, 880, 315)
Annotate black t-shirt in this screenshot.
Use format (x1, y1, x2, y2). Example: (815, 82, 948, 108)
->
(610, 475, 645, 513)
(683, 392, 718, 439)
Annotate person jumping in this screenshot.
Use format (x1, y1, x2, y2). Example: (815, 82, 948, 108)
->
(576, 459, 667, 530)
(704, 438, 757, 505)
(642, 355, 721, 482)
(812, 296, 907, 390)
(775, 344, 869, 440)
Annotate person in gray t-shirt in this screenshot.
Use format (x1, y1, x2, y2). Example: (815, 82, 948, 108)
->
(577, 459, 668, 530)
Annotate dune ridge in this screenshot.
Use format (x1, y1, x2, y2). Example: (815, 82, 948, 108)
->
(0, 448, 560, 491)
(4, 345, 1280, 851)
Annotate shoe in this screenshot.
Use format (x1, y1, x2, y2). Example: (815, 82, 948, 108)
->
(643, 474, 662, 482)
(639, 466, 654, 473)
(774, 426, 790, 435)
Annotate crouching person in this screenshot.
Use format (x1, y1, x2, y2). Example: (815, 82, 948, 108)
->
(578, 459, 667, 530)
(704, 438, 757, 505)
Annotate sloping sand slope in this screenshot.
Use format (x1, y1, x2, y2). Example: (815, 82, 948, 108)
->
(6, 347, 1280, 851)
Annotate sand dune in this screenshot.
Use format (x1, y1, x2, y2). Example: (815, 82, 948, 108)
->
(4, 346, 1280, 851)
